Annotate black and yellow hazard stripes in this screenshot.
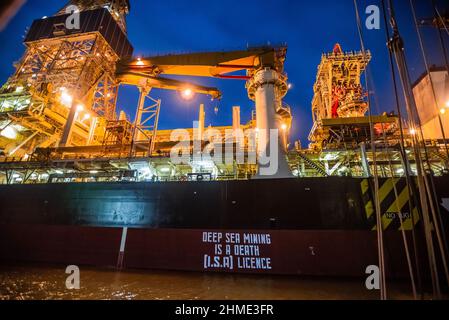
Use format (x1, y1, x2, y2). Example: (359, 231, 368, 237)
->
(360, 178, 420, 231)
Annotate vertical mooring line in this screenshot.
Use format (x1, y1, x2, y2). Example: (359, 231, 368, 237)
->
(117, 227, 128, 270)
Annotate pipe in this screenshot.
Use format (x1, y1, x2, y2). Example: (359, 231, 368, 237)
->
(8, 131, 38, 156)
(232, 106, 241, 132)
(248, 68, 292, 179)
(132, 87, 150, 143)
(198, 104, 205, 141)
(59, 100, 77, 147)
(87, 117, 97, 145)
(215, 74, 251, 80)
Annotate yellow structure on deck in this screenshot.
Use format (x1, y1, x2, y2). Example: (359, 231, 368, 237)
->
(0, 4, 447, 184)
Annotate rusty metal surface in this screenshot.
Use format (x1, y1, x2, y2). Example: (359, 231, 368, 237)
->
(0, 224, 416, 277)
(0, 224, 121, 266)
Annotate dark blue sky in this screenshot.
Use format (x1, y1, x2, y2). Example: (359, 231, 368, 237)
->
(0, 0, 447, 145)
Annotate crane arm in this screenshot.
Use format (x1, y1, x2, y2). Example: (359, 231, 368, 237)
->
(115, 46, 287, 100)
(116, 71, 222, 100)
(116, 46, 287, 78)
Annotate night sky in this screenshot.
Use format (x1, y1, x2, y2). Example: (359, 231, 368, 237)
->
(0, 0, 447, 146)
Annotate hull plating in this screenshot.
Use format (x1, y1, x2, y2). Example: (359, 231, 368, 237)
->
(0, 176, 448, 277)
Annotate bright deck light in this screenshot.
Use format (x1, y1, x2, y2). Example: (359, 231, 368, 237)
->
(0, 126, 17, 139)
(181, 88, 194, 100)
(60, 92, 73, 106)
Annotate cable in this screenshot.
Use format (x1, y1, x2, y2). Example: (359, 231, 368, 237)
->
(410, 0, 449, 289)
(353, 0, 387, 300)
(433, 3, 449, 36)
(431, 0, 449, 73)
(410, 0, 449, 161)
(387, 0, 442, 299)
(380, 0, 419, 298)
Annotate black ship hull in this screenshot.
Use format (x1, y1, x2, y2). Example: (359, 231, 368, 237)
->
(0, 177, 448, 277)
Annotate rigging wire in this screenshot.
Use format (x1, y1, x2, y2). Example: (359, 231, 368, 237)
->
(363, 0, 419, 300)
(369, 76, 419, 299)
(387, 0, 442, 298)
(410, 0, 449, 289)
(381, 0, 422, 299)
(431, 0, 449, 73)
(353, 0, 387, 300)
(433, 2, 449, 36)
(409, 0, 449, 162)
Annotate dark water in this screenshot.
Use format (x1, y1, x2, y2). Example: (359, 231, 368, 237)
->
(0, 263, 417, 300)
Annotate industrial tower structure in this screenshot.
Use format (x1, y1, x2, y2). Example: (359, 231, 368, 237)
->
(312, 43, 371, 122)
(0, 0, 132, 159)
(0, 3, 447, 185)
(0, 0, 295, 183)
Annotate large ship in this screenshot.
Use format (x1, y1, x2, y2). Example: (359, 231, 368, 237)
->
(0, 0, 448, 297)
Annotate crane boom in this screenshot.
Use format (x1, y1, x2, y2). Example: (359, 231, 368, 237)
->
(115, 46, 287, 101)
(116, 46, 286, 78)
(116, 71, 222, 100)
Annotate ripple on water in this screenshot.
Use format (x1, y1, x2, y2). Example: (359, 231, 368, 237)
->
(0, 264, 417, 300)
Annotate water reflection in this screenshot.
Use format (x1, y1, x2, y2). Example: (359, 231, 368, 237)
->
(0, 264, 415, 300)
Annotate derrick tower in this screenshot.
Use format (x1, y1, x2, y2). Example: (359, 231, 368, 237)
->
(0, 0, 132, 157)
(308, 44, 375, 149)
(312, 43, 371, 122)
